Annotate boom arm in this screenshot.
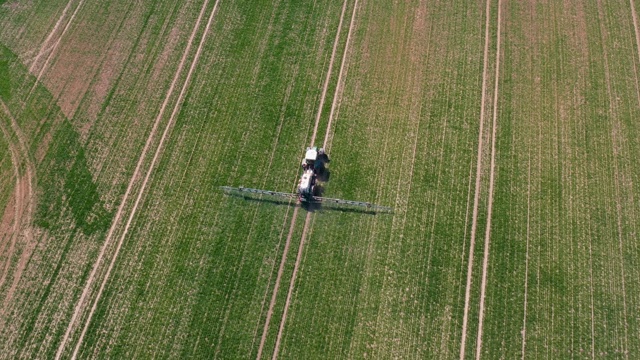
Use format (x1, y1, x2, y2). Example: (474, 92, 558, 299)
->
(220, 186, 297, 200)
(311, 196, 393, 212)
(220, 186, 392, 212)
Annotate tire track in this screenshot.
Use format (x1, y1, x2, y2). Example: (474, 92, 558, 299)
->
(28, 0, 88, 98)
(322, 0, 358, 150)
(309, 0, 350, 145)
(28, 0, 79, 73)
(0, 122, 22, 292)
(474, 0, 503, 357)
(270, 1, 359, 358)
(459, 0, 494, 357)
(0, 100, 36, 310)
(55, 1, 221, 358)
(255, 1, 351, 357)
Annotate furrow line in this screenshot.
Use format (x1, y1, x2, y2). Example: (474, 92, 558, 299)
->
(251, 66, 299, 355)
(596, 0, 630, 355)
(474, 0, 503, 357)
(55, 0, 220, 358)
(271, 211, 311, 360)
(459, 0, 493, 356)
(521, 152, 531, 359)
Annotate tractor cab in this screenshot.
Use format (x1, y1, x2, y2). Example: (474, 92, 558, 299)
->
(301, 146, 329, 173)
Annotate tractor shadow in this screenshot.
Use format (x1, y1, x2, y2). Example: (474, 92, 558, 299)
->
(315, 168, 331, 183)
(223, 190, 382, 215)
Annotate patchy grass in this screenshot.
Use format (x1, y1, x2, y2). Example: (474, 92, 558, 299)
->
(2, 0, 640, 359)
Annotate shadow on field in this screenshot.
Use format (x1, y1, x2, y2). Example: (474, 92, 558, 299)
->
(222, 191, 383, 215)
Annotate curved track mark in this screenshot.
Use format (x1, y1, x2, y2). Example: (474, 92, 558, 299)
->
(0, 123, 22, 292)
(459, 0, 494, 357)
(55, 1, 221, 358)
(0, 101, 36, 310)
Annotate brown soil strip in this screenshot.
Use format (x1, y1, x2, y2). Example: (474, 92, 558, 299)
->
(0, 123, 21, 291)
(474, 0, 503, 357)
(28, 0, 88, 97)
(255, 1, 351, 358)
(0, 101, 35, 312)
(55, 1, 221, 358)
(459, 0, 494, 357)
(28, 0, 78, 73)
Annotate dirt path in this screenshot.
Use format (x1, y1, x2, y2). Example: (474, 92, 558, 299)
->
(266, 1, 360, 359)
(27, 0, 88, 98)
(255, 1, 352, 358)
(459, 0, 494, 357)
(0, 101, 35, 312)
(473, 0, 503, 357)
(55, 1, 221, 358)
(0, 122, 22, 292)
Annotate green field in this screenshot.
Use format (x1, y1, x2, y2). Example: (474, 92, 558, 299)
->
(1, 0, 640, 358)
